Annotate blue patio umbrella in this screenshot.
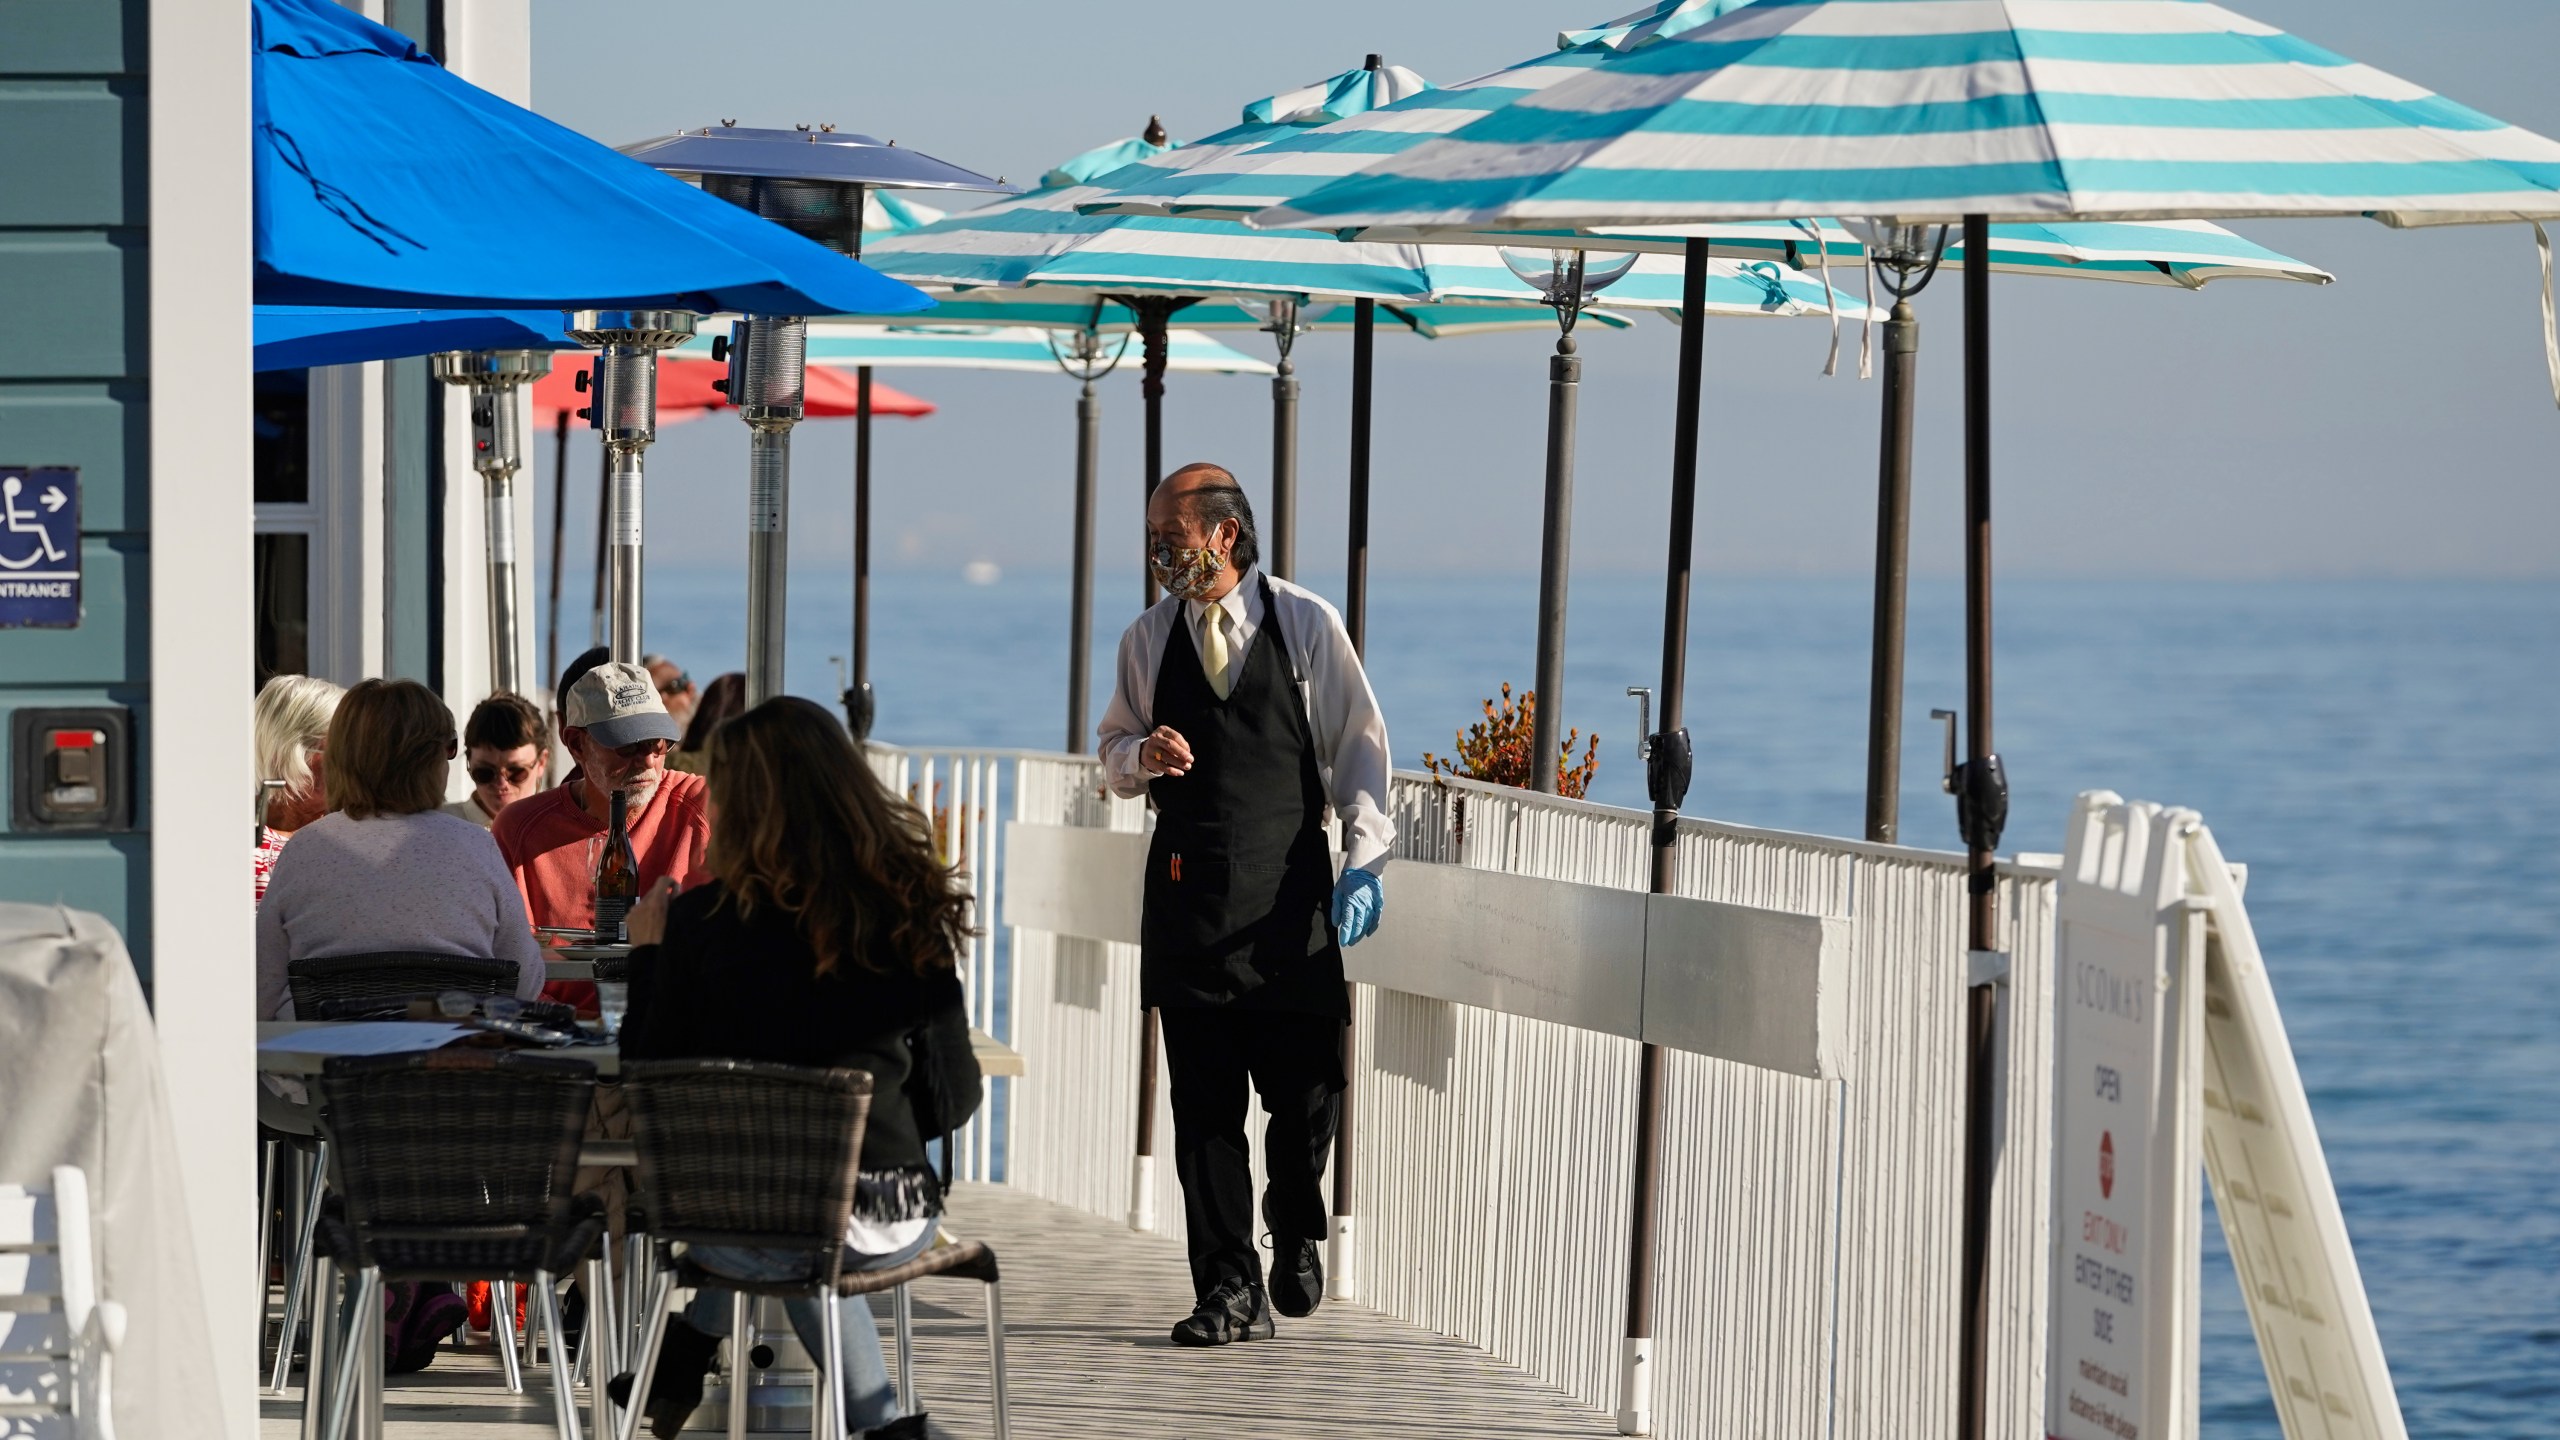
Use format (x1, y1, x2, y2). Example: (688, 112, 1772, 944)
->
(251, 0, 938, 677)
(249, 0, 929, 317)
(251, 306, 580, 372)
(1252, 5, 2560, 1436)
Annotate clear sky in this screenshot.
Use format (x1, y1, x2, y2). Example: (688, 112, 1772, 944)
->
(532, 1, 2560, 582)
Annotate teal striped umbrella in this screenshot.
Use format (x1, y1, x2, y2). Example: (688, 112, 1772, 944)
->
(1255, 3, 2560, 233)
(863, 112, 1868, 632)
(1245, 9, 2560, 1433)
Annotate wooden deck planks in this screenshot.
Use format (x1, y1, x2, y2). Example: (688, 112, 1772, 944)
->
(260, 1182, 1620, 1439)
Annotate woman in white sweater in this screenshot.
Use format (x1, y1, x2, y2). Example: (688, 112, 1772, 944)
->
(256, 678, 545, 1024)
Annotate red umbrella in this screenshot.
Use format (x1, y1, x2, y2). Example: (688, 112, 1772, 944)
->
(529, 356, 933, 427)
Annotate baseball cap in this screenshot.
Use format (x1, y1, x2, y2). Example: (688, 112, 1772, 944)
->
(563, 660, 684, 748)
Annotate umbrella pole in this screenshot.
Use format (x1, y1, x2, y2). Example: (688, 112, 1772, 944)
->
(1955, 214, 2005, 1440)
(1344, 297, 1375, 652)
(1140, 301, 1173, 605)
(1530, 328, 1580, 795)
(1130, 294, 1187, 1234)
(848, 365, 876, 737)
(1618, 237, 1708, 1439)
(1328, 295, 1378, 1289)
(1865, 301, 1919, 844)
(1066, 378, 1099, 753)
(546, 412, 568, 693)
(737, 317, 808, 708)
(1270, 354, 1298, 580)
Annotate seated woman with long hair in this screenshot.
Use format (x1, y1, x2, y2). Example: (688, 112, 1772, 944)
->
(617, 697, 979, 1440)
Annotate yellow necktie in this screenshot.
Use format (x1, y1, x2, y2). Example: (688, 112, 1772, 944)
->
(1201, 603, 1232, 699)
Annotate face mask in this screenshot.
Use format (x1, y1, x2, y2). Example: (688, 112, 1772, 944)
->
(1149, 539, 1226, 600)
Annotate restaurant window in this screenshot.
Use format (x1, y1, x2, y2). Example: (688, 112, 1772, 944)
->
(253, 371, 315, 688)
(254, 532, 312, 685)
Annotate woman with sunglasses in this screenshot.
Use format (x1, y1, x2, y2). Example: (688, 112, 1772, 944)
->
(443, 692, 551, 828)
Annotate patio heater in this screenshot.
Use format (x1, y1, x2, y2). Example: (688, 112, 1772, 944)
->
(628, 122, 1012, 717)
(1502, 247, 1638, 793)
(563, 310, 699, 665)
(432, 349, 552, 697)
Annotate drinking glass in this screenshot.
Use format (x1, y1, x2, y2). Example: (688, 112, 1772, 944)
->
(594, 982, 630, 1041)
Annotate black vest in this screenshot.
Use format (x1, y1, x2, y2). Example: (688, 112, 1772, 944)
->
(1139, 575, 1347, 1018)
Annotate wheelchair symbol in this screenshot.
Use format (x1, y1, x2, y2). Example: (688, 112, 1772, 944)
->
(1, 475, 71, 570)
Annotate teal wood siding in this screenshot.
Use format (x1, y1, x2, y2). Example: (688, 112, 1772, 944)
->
(0, 0, 156, 969)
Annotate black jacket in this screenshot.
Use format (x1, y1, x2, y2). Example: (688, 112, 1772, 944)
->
(620, 878, 982, 1185)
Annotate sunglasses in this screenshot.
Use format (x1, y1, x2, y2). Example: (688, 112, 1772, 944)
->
(657, 671, 692, 696)
(469, 761, 539, 787)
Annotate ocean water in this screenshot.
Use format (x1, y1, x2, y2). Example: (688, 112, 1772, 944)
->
(635, 567, 2559, 1437)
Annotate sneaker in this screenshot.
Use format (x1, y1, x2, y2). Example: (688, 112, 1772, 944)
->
(1267, 1237, 1324, 1319)
(1169, 1279, 1275, 1347)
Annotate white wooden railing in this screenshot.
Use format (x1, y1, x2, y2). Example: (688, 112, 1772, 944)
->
(870, 740, 2058, 1440)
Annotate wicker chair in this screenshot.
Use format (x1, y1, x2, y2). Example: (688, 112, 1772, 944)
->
(286, 952, 520, 1017)
(620, 1059, 1008, 1440)
(311, 1051, 605, 1440)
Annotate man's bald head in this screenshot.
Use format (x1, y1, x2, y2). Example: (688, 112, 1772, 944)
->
(1162, 461, 1235, 495)
(1145, 460, 1261, 582)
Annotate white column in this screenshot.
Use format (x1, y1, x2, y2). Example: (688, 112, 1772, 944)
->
(149, 0, 254, 1434)
(433, 0, 535, 733)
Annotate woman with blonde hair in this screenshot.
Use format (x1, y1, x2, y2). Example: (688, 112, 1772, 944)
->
(616, 697, 981, 1440)
(255, 678, 545, 1024)
(252, 673, 344, 903)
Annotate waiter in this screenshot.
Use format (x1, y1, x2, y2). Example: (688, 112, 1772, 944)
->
(1099, 461, 1392, 1347)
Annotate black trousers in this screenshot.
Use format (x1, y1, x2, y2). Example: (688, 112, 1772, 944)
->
(1158, 1006, 1345, 1298)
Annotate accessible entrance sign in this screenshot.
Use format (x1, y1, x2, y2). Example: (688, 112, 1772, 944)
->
(2048, 793, 2408, 1440)
(0, 466, 79, 628)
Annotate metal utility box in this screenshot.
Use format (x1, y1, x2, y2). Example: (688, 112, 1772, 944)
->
(11, 707, 133, 833)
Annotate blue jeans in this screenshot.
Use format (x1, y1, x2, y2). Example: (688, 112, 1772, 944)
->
(682, 1222, 936, 1434)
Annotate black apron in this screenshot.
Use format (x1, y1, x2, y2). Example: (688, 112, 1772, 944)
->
(1141, 576, 1348, 1019)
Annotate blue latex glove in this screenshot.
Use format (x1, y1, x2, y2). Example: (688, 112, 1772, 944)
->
(1331, 866, 1384, 949)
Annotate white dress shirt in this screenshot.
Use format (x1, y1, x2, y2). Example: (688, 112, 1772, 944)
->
(1097, 567, 1395, 874)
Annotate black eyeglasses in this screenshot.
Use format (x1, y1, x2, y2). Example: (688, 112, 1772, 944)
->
(469, 761, 539, 787)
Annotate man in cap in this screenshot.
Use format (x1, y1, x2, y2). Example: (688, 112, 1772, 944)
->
(495, 657, 711, 950)
(1098, 462, 1391, 1347)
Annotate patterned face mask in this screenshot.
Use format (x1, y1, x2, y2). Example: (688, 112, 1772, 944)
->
(1149, 540, 1226, 600)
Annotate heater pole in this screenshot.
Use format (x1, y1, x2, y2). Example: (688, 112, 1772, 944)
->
(432, 350, 547, 701)
(732, 316, 808, 707)
(566, 311, 696, 667)
(546, 411, 568, 692)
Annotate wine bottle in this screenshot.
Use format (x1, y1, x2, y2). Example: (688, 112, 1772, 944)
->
(594, 787, 639, 942)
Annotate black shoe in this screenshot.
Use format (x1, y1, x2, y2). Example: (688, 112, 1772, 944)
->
(1169, 1279, 1275, 1347)
(1267, 1236, 1324, 1319)
(864, 1415, 931, 1439)
(606, 1316, 719, 1440)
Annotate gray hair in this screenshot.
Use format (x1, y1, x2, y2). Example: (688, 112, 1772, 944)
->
(1170, 463, 1260, 575)
(254, 673, 345, 802)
